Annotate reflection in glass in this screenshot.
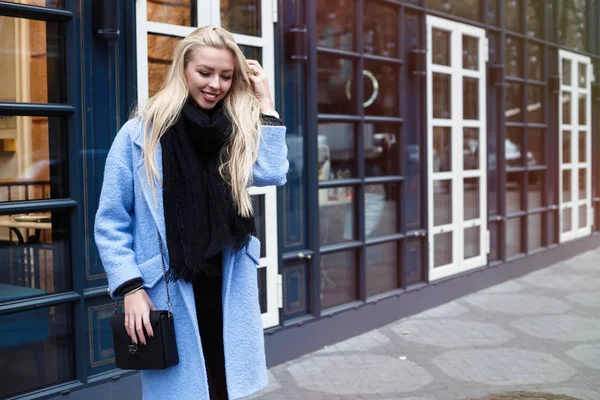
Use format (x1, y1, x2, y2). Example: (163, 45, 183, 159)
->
(364, 61, 398, 117)
(0, 117, 66, 201)
(563, 170, 571, 202)
(317, 56, 354, 114)
(462, 35, 478, 70)
(505, 37, 521, 77)
(528, 171, 543, 209)
(527, 0, 544, 37)
(2, 0, 63, 7)
(579, 205, 587, 228)
(464, 226, 480, 259)
(434, 180, 452, 226)
(506, 128, 523, 167)
(365, 123, 399, 177)
(505, 83, 522, 122)
(433, 73, 451, 119)
(463, 128, 479, 170)
(433, 127, 451, 173)
(428, 0, 481, 21)
(221, 0, 261, 36)
(364, 2, 398, 56)
(528, 42, 543, 81)
(506, 173, 523, 213)
(557, 0, 586, 51)
(527, 86, 544, 123)
(578, 132, 586, 163)
(562, 59, 572, 86)
(463, 77, 479, 120)
(317, 0, 355, 51)
(432, 29, 451, 66)
(318, 123, 354, 180)
(489, 222, 499, 261)
(505, 0, 520, 32)
(365, 184, 398, 238)
(562, 207, 572, 233)
(528, 213, 543, 251)
(238, 45, 263, 62)
(562, 92, 571, 125)
(488, 0, 498, 24)
(0, 16, 63, 103)
(147, 0, 193, 26)
(0, 304, 74, 398)
(434, 232, 452, 267)
(464, 178, 480, 220)
(148, 34, 177, 97)
(319, 187, 355, 245)
(251, 195, 266, 258)
(528, 128, 544, 166)
(366, 242, 398, 297)
(578, 169, 586, 200)
(320, 250, 357, 309)
(562, 131, 571, 164)
(578, 63, 587, 88)
(578, 94, 587, 126)
(549, 211, 558, 244)
(506, 217, 523, 257)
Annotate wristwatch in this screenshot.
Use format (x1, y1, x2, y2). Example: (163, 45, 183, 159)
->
(262, 110, 280, 119)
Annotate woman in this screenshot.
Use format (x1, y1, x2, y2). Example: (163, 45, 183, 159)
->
(94, 26, 288, 400)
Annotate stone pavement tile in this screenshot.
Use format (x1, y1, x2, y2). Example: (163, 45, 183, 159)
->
(565, 292, 600, 309)
(519, 274, 600, 291)
(462, 294, 572, 315)
(510, 315, 600, 342)
(565, 343, 600, 371)
(475, 280, 527, 294)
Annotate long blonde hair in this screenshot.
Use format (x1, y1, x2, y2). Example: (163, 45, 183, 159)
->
(136, 26, 262, 217)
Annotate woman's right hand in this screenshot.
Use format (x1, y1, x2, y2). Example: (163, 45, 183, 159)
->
(124, 289, 157, 345)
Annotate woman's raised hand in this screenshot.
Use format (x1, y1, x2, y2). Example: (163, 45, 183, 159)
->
(246, 59, 275, 113)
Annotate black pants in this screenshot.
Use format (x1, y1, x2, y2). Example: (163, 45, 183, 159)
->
(193, 272, 229, 400)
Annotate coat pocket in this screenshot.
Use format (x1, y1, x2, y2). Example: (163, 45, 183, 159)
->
(137, 253, 164, 288)
(245, 235, 261, 265)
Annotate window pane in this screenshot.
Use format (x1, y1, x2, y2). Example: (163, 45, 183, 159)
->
(2, 0, 63, 7)
(434, 180, 452, 226)
(464, 178, 480, 220)
(147, 0, 193, 26)
(363, 61, 398, 117)
(505, 37, 522, 77)
(147, 34, 177, 97)
(0, 16, 64, 103)
(434, 127, 451, 173)
(506, 83, 523, 122)
(317, 56, 354, 114)
(562, 59, 572, 86)
(464, 226, 480, 259)
(489, 222, 499, 261)
(528, 128, 544, 166)
(506, 127, 524, 167)
(238, 45, 262, 63)
(462, 35, 478, 70)
(365, 123, 399, 177)
(506, 0, 520, 32)
(578, 131, 586, 163)
(528, 42, 543, 81)
(578, 94, 587, 126)
(488, 0, 498, 25)
(578, 63, 587, 89)
(321, 250, 357, 309)
(251, 195, 266, 258)
(507, 172, 524, 213)
(528, 171, 544, 209)
(528, 213, 543, 251)
(0, 116, 67, 201)
(563, 170, 572, 202)
(432, 29, 451, 66)
(562, 130, 572, 164)
(562, 92, 572, 125)
(0, 304, 74, 398)
(463, 77, 479, 120)
(365, 184, 398, 238)
(434, 232, 452, 267)
(579, 205, 587, 228)
(221, 0, 261, 37)
(319, 187, 355, 245)
(557, 0, 586, 51)
(527, 86, 544, 123)
(464, 128, 480, 170)
(527, 0, 544, 37)
(506, 217, 523, 257)
(433, 73, 451, 119)
(578, 169, 587, 200)
(562, 207, 572, 232)
(428, 0, 481, 21)
(317, 0, 354, 51)
(364, 2, 398, 56)
(366, 242, 398, 297)
(0, 210, 70, 297)
(318, 123, 355, 180)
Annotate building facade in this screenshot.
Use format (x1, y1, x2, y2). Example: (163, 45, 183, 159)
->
(0, 0, 599, 398)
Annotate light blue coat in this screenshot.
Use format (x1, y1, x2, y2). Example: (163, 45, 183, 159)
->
(94, 118, 288, 400)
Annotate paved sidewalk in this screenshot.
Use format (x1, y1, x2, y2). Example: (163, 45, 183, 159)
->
(252, 248, 600, 400)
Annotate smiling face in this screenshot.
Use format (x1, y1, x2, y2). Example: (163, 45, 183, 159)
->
(184, 46, 235, 109)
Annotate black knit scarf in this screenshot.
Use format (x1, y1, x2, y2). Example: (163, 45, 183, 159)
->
(161, 100, 255, 282)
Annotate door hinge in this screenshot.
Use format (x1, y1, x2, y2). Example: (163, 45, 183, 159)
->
(272, 0, 278, 23)
(277, 273, 283, 309)
(486, 229, 491, 254)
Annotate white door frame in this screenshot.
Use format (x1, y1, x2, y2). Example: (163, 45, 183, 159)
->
(558, 50, 592, 243)
(426, 15, 488, 281)
(135, 0, 280, 328)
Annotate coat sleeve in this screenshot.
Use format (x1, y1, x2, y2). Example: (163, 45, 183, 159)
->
(94, 119, 143, 297)
(251, 124, 289, 187)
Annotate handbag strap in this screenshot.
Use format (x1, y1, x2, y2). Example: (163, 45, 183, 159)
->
(157, 229, 173, 316)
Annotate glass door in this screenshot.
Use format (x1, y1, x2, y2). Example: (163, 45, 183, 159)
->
(426, 15, 488, 281)
(558, 50, 592, 242)
(135, 0, 280, 328)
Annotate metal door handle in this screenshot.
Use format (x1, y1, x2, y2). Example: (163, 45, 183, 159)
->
(298, 252, 312, 260)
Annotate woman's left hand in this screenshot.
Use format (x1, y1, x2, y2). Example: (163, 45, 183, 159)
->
(247, 59, 274, 113)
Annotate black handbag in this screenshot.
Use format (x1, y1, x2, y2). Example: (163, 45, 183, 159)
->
(109, 231, 179, 370)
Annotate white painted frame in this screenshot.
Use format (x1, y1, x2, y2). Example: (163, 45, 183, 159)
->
(558, 50, 592, 242)
(135, 0, 280, 329)
(426, 15, 488, 281)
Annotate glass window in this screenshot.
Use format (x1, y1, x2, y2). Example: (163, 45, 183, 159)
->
(464, 178, 480, 220)
(528, 42, 543, 81)
(364, 123, 399, 177)
(0, 16, 64, 104)
(463, 77, 479, 120)
(0, 304, 74, 398)
(507, 172, 524, 213)
(505, 37, 522, 77)
(506, 217, 523, 257)
(319, 187, 355, 245)
(147, 0, 194, 26)
(528, 213, 543, 251)
(317, 0, 355, 51)
(562, 92, 572, 125)
(221, 0, 261, 37)
(147, 34, 178, 97)
(434, 231, 452, 267)
(433, 127, 452, 172)
(2, 0, 63, 8)
(464, 128, 480, 170)
(464, 226, 480, 259)
(318, 123, 355, 180)
(366, 242, 398, 297)
(238, 45, 263, 62)
(505, 0, 520, 32)
(506, 127, 524, 167)
(251, 195, 266, 258)
(563, 130, 572, 164)
(365, 184, 398, 238)
(363, 1, 398, 56)
(321, 250, 357, 309)
(506, 83, 523, 122)
(527, 0, 544, 38)
(528, 171, 544, 209)
(363, 61, 399, 117)
(433, 73, 451, 119)
(317, 56, 355, 114)
(557, 0, 586, 51)
(434, 180, 452, 226)
(432, 29, 451, 66)
(462, 35, 479, 70)
(428, 0, 481, 21)
(527, 86, 544, 123)
(563, 170, 572, 202)
(527, 128, 544, 166)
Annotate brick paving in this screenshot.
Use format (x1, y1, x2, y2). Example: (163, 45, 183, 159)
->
(251, 248, 600, 400)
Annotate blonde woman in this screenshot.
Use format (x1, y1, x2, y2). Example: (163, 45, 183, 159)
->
(94, 26, 288, 400)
